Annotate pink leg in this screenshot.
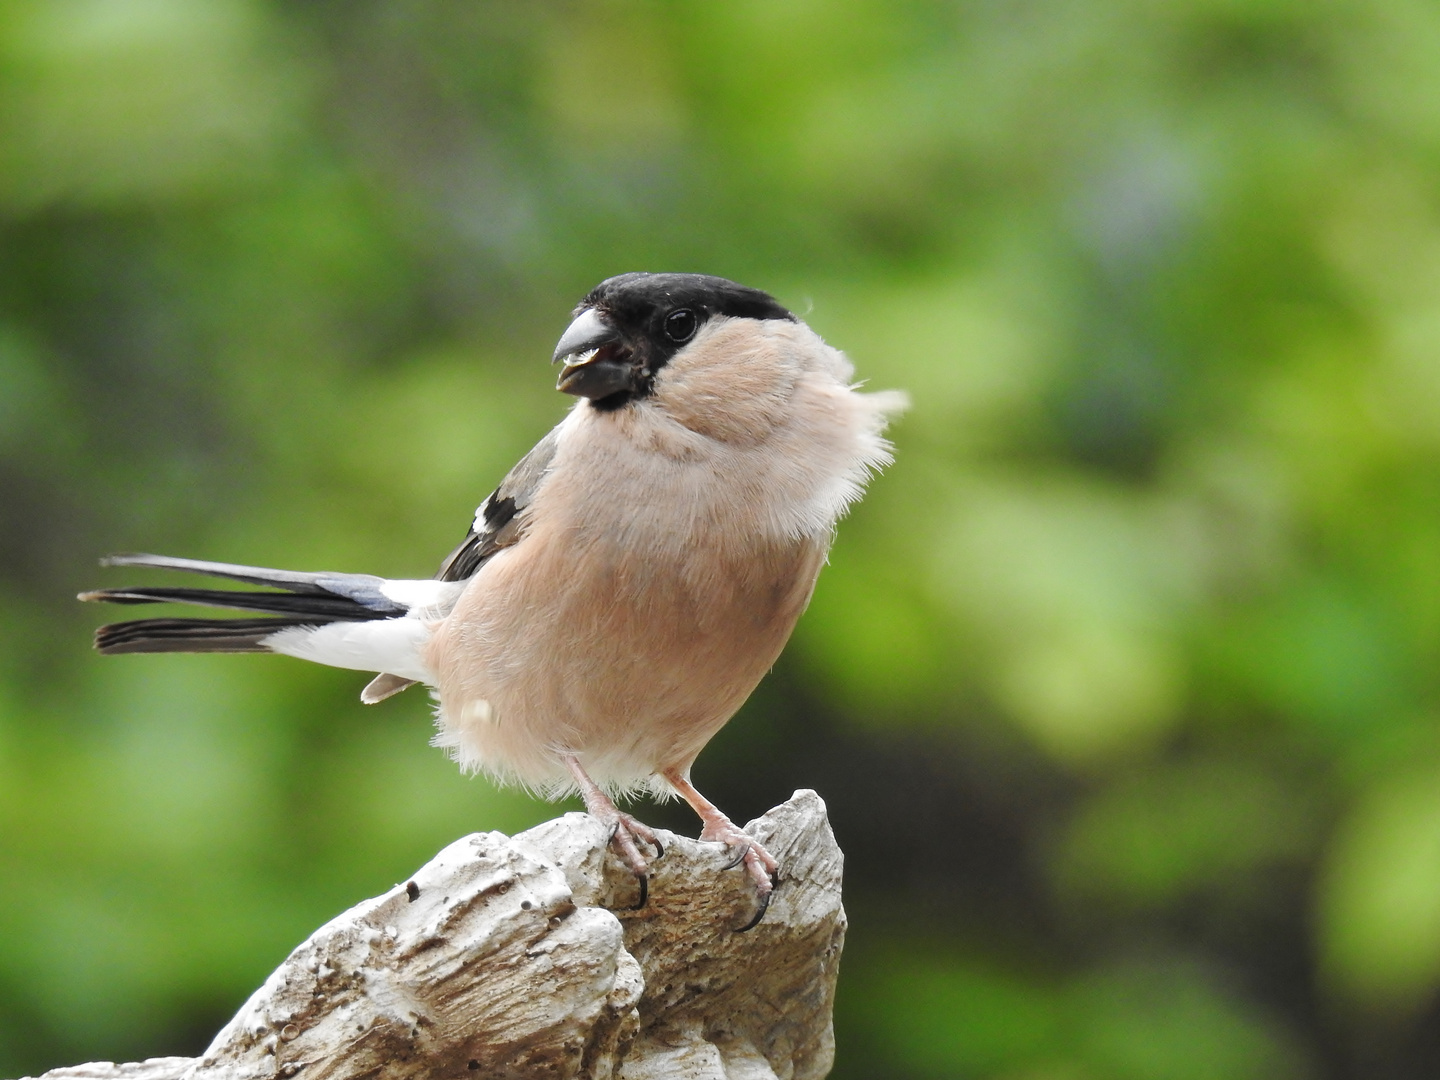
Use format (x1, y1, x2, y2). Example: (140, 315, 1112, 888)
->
(563, 754, 662, 889)
(663, 768, 778, 929)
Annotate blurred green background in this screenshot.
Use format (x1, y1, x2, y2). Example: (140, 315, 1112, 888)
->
(2, 1, 1440, 1077)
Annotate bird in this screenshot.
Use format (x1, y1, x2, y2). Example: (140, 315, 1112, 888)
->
(80, 272, 905, 929)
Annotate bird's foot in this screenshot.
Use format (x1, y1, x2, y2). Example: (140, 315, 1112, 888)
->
(661, 769, 781, 931)
(700, 818, 779, 932)
(594, 806, 663, 876)
(562, 754, 663, 909)
(592, 807, 662, 909)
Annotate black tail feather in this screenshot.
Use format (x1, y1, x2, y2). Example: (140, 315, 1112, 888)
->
(94, 616, 319, 655)
(83, 551, 408, 626)
(83, 553, 411, 654)
(79, 586, 389, 621)
(99, 553, 354, 594)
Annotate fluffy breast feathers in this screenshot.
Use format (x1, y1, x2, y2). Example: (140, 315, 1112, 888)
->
(557, 316, 907, 547)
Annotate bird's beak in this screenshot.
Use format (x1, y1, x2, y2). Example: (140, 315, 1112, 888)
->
(552, 308, 634, 400)
(552, 307, 620, 362)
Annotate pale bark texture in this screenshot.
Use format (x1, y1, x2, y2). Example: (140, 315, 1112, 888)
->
(18, 790, 845, 1080)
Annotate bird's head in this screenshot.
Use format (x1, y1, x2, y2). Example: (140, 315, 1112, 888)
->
(551, 273, 795, 410)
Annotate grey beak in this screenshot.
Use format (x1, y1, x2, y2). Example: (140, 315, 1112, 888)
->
(552, 308, 621, 363)
(553, 307, 635, 400)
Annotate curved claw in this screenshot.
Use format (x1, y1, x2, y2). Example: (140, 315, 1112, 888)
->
(721, 842, 751, 871)
(733, 885, 773, 933)
(649, 835, 665, 859)
(627, 874, 649, 911)
(598, 817, 654, 910)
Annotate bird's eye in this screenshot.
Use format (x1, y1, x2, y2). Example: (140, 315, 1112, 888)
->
(664, 308, 699, 343)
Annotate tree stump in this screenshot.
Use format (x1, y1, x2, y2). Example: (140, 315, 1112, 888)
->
(18, 790, 845, 1080)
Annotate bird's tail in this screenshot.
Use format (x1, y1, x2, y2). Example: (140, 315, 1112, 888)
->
(79, 553, 407, 656)
(90, 615, 324, 655)
(81, 554, 437, 702)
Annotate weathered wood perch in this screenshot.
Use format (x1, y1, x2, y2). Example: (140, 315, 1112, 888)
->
(20, 790, 844, 1080)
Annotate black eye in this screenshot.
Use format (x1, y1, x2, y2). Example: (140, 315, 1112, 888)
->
(664, 308, 699, 343)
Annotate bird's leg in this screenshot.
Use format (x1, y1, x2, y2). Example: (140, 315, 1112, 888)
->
(562, 754, 662, 906)
(663, 768, 778, 930)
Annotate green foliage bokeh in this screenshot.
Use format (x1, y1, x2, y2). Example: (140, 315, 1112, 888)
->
(3, 1, 1440, 1077)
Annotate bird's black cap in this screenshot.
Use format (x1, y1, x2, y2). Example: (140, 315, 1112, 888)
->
(554, 273, 796, 409)
(576, 272, 794, 326)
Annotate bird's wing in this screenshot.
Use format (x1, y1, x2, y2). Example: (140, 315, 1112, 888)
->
(435, 425, 560, 582)
(357, 427, 559, 703)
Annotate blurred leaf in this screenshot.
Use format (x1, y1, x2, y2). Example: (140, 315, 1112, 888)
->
(858, 949, 1305, 1080)
(1319, 759, 1440, 1010)
(1217, 579, 1411, 744)
(0, 0, 303, 209)
(866, 953, 1064, 1077)
(1054, 757, 1317, 911)
(933, 478, 1193, 765)
(1069, 960, 1307, 1080)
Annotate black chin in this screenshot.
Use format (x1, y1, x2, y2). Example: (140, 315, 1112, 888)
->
(588, 388, 638, 412)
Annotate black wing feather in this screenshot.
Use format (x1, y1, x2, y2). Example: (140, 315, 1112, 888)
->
(437, 426, 558, 582)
